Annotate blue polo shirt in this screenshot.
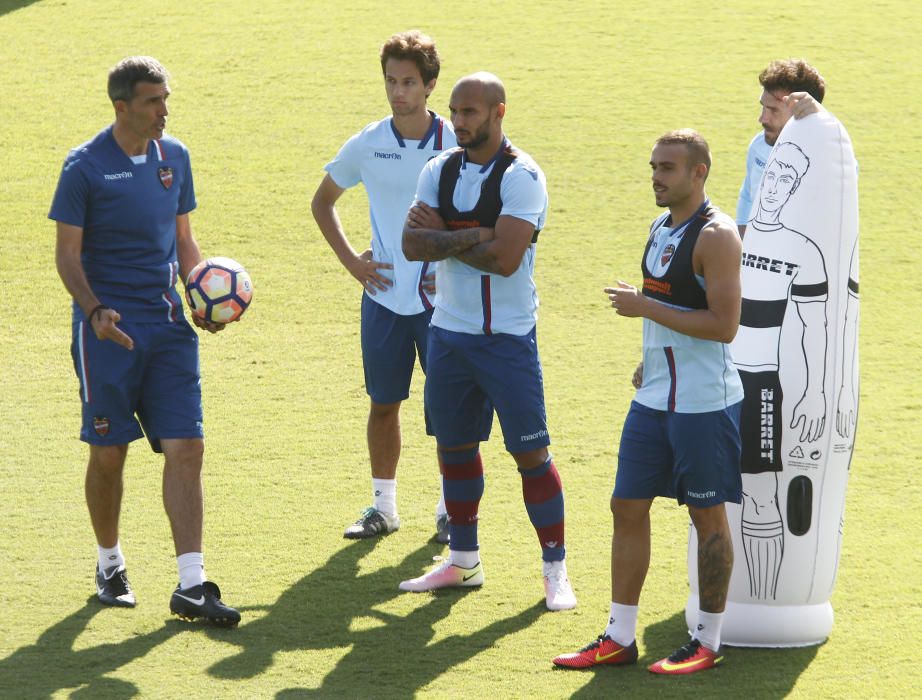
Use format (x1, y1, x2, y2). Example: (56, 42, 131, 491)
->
(49, 125, 196, 323)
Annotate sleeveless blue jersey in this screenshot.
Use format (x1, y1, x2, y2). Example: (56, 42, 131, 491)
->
(634, 205, 744, 413)
(49, 125, 196, 323)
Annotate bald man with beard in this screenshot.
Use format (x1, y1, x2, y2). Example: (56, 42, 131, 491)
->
(398, 73, 577, 612)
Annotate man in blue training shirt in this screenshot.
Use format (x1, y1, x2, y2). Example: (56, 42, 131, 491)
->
(50, 56, 239, 626)
(398, 72, 577, 612)
(312, 31, 455, 543)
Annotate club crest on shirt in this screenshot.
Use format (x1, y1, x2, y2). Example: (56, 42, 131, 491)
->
(660, 243, 676, 267)
(158, 166, 173, 189)
(93, 416, 110, 436)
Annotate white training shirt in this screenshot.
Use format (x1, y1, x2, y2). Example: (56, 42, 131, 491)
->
(414, 141, 548, 336)
(736, 132, 773, 225)
(324, 113, 456, 315)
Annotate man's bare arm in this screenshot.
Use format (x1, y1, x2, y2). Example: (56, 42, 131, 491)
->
(175, 213, 203, 283)
(606, 221, 743, 343)
(454, 214, 536, 276)
(312, 174, 393, 293)
(402, 201, 492, 261)
(55, 221, 134, 349)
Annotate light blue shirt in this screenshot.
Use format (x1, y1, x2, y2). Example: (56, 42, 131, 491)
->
(414, 142, 548, 335)
(325, 113, 456, 315)
(635, 210, 745, 413)
(736, 132, 772, 225)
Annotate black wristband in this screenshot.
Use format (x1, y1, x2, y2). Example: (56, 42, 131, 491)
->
(89, 304, 110, 323)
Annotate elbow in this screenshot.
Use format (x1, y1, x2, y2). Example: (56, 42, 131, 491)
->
(402, 229, 423, 261)
(309, 192, 324, 223)
(717, 322, 739, 344)
(493, 252, 521, 277)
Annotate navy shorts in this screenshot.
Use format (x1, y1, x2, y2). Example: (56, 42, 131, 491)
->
(738, 370, 784, 474)
(614, 400, 742, 507)
(71, 318, 203, 453)
(424, 325, 550, 453)
(361, 294, 432, 405)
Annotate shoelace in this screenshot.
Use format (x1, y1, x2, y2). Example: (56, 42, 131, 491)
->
(579, 634, 611, 652)
(545, 567, 571, 590)
(109, 571, 131, 595)
(668, 640, 702, 662)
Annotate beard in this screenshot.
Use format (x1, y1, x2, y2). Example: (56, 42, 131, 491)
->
(458, 122, 491, 149)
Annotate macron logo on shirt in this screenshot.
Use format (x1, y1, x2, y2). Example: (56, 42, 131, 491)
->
(374, 151, 401, 160)
(104, 171, 133, 181)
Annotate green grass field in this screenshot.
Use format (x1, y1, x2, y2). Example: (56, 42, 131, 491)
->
(2, 0, 920, 697)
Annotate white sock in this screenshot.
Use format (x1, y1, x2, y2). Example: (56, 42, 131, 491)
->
(435, 491, 447, 517)
(693, 609, 724, 651)
(605, 602, 638, 647)
(177, 552, 206, 590)
(450, 550, 480, 569)
(372, 477, 397, 516)
(98, 542, 125, 573)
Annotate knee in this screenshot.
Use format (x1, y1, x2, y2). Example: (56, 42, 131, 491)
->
(512, 447, 549, 471)
(88, 445, 128, 477)
(163, 439, 204, 473)
(688, 505, 730, 538)
(611, 498, 649, 531)
(369, 401, 401, 420)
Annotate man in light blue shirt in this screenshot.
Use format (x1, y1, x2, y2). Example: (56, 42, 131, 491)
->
(736, 59, 825, 234)
(312, 31, 456, 542)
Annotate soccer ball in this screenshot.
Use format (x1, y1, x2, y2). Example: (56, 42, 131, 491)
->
(185, 257, 253, 324)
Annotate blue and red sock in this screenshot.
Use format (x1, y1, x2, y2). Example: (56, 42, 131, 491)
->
(519, 457, 565, 562)
(440, 447, 484, 553)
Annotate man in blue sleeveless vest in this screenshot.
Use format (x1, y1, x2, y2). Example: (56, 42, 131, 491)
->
(398, 72, 577, 612)
(554, 130, 744, 673)
(50, 57, 239, 626)
(312, 31, 455, 543)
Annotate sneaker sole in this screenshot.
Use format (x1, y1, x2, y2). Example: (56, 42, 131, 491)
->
(171, 610, 239, 627)
(343, 527, 398, 540)
(96, 594, 137, 608)
(398, 573, 484, 592)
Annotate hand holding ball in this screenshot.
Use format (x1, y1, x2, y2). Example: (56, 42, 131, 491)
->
(186, 257, 253, 324)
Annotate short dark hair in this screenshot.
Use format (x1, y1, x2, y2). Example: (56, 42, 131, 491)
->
(380, 30, 440, 84)
(655, 129, 712, 179)
(107, 56, 169, 103)
(759, 59, 825, 103)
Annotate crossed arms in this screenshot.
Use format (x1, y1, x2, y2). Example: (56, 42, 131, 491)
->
(402, 201, 535, 277)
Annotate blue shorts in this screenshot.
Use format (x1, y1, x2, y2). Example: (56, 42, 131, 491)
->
(71, 318, 203, 453)
(614, 401, 742, 507)
(361, 294, 432, 405)
(424, 325, 550, 453)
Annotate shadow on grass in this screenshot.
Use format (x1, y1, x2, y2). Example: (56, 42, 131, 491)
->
(207, 538, 545, 696)
(0, 597, 179, 699)
(569, 610, 820, 698)
(0, 1, 42, 18)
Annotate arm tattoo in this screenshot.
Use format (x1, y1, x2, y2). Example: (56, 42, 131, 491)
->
(455, 242, 502, 274)
(407, 227, 483, 261)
